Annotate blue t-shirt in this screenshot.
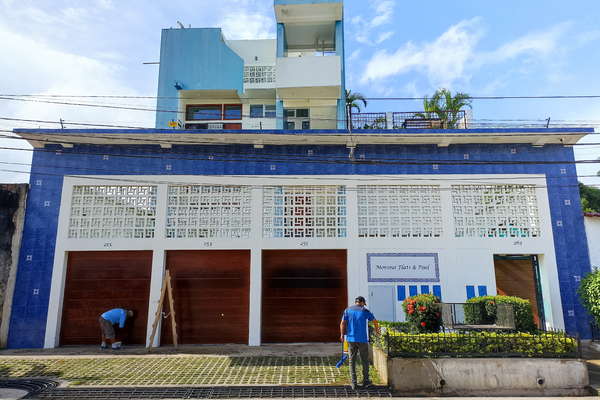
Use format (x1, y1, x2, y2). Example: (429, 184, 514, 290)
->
(101, 308, 128, 328)
(342, 305, 376, 343)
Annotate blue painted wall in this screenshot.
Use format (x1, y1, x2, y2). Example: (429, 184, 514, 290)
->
(7, 136, 593, 347)
(155, 28, 244, 129)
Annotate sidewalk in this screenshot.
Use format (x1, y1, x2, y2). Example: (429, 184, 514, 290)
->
(0, 343, 380, 387)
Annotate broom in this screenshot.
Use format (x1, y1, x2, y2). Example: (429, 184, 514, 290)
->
(335, 339, 348, 368)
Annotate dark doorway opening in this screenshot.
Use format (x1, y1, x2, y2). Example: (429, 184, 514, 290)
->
(493, 255, 545, 328)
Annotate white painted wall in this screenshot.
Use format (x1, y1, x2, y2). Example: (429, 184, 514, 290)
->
(44, 174, 562, 348)
(585, 216, 600, 271)
(227, 39, 276, 65)
(276, 55, 341, 88)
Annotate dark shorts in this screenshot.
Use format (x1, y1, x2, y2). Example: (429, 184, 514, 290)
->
(98, 316, 115, 340)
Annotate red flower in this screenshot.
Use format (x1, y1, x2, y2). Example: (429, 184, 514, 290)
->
(418, 306, 427, 312)
(408, 309, 415, 315)
(420, 321, 427, 327)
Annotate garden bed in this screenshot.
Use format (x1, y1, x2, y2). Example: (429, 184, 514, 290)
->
(371, 325, 589, 396)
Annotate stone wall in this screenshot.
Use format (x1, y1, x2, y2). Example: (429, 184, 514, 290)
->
(0, 184, 28, 347)
(373, 347, 590, 396)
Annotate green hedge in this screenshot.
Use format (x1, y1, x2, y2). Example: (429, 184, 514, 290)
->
(465, 295, 536, 332)
(373, 329, 577, 358)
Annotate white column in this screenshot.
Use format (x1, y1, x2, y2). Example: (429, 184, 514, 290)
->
(146, 183, 168, 347)
(44, 250, 68, 348)
(248, 186, 263, 346)
(346, 184, 361, 301)
(248, 248, 262, 346)
(146, 250, 166, 347)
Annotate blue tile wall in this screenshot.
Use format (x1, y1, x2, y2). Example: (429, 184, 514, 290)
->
(7, 140, 593, 347)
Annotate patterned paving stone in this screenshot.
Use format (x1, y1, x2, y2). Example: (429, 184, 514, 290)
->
(0, 356, 379, 387)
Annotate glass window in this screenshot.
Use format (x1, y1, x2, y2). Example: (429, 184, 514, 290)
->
(265, 105, 276, 118)
(186, 105, 221, 121)
(285, 109, 295, 117)
(296, 109, 309, 118)
(285, 121, 295, 130)
(250, 104, 264, 118)
(302, 120, 310, 130)
(224, 104, 242, 120)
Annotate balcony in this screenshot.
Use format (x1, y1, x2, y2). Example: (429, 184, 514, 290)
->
(351, 111, 469, 130)
(276, 55, 341, 89)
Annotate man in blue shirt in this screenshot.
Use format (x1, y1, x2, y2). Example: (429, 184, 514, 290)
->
(99, 308, 134, 349)
(340, 296, 380, 390)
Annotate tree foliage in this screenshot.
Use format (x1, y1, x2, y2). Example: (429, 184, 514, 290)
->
(578, 269, 600, 325)
(417, 88, 472, 128)
(345, 89, 367, 112)
(579, 182, 600, 213)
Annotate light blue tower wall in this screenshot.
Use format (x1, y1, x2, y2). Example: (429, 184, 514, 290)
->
(155, 28, 244, 128)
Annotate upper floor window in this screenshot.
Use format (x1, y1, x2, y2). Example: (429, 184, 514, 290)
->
(186, 105, 222, 121)
(250, 104, 277, 118)
(224, 104, 242, 120)
(186, 104, 242, 121)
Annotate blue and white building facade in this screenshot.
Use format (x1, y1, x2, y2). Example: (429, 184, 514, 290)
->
(6, 0, 596, 348)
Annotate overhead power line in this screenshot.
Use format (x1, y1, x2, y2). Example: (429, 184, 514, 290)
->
(0, 161, 597, 191)
(2, 93, 600, 100)
(1, 140, 599, 169)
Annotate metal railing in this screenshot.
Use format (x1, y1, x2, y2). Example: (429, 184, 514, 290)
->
(370, 326, 580, 358)
(350, 112, 388, 130)
(350, 110, 468, 130)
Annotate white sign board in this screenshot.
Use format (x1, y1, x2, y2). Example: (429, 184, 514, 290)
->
(367, 253, 439, 282)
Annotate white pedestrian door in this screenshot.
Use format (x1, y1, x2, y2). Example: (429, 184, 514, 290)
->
(368, 286, 396, 322)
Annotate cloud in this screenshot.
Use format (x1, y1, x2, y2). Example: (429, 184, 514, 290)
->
(0, 22, 152, 182)
(361, 18, 484, 87)
(361, 19, 574, 89)
(353, 0, 395, 45)
(375, 31, 394, 44)
(219, 11, 275, 40)
(479, 22, 571, 64)
(370, 0, 394, 28)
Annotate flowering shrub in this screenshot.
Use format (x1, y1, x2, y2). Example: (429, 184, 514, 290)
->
(401, 294, 442, 333)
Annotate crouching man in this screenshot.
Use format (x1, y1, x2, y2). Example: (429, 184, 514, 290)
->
(99, 308, 134, 350)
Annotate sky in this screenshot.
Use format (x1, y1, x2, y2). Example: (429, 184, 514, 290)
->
(0, 0, 599, 184)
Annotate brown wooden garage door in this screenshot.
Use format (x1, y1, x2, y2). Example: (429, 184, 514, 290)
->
(262, 250, 347, 343)
(60, 251, 152, 346)
(161, 250, 250, 344)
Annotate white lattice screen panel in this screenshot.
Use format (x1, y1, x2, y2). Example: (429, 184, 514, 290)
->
(166, 185, 252, 239)
(243, 65, 276, 84)
(68, 185, 157, 239)
(357, 185, 443, 238)
(452, 184, 540, 238)
(263, 186, 347, 238)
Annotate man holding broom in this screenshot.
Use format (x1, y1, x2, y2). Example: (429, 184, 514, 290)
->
(340, 296, 380, 390)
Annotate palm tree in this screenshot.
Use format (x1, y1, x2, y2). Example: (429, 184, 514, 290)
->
(418, 88, 472, 128)
(346, 89, 367, 112)
(346, 90, 367, 129)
